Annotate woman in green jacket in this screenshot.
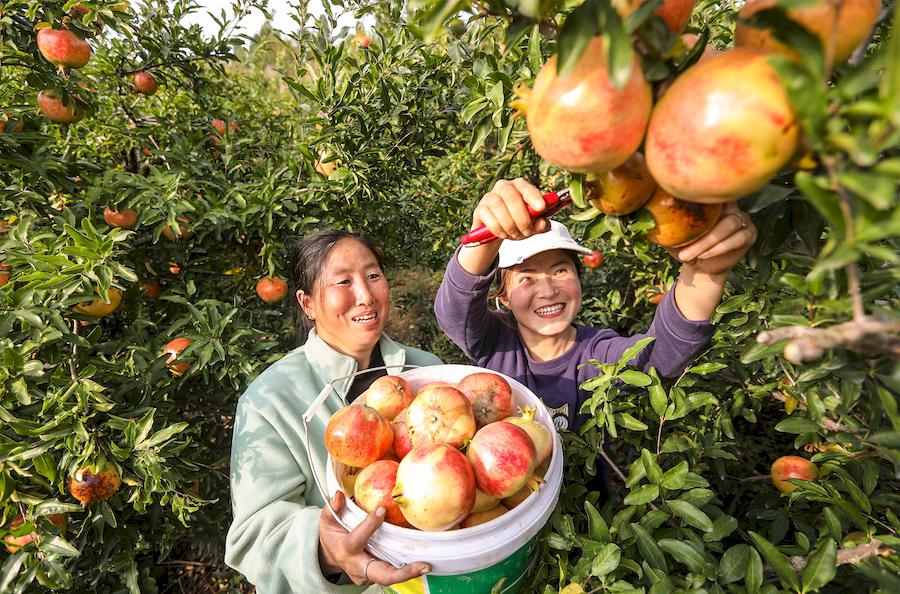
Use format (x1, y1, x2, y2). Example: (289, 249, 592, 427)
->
(225, 229, 438, 593)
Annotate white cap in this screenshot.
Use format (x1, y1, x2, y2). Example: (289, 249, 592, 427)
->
(497, 220, 592, 269)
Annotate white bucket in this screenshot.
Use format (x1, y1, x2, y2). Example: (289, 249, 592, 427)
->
(325, 364, 563, 577)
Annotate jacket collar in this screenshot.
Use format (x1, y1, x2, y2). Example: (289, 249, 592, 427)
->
(304, 328, 408, 399)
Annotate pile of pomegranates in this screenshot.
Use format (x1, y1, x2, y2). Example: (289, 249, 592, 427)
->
(324, 372, 554, 532)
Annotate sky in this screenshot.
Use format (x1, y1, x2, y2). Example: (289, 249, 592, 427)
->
(183, 0, 363, 37)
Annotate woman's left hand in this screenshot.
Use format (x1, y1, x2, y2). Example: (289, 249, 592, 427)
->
(668, 202, 758, 278)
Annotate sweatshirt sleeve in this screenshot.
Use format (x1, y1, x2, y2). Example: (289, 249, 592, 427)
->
(225, 393, 365, 594)
(434, 247, 505, 362)
(587, 280, 715, 378)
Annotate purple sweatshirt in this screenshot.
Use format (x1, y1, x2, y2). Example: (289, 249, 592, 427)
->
(434, 251, 715, 431)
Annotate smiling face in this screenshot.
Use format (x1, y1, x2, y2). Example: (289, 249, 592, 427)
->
(297, 238, 389, 362)
(499, 249, 582, 341)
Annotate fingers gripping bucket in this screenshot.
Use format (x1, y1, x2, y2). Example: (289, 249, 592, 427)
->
(305, 364, 563, 594)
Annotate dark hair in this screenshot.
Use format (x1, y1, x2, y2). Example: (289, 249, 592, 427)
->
(289, 229, 385, 345)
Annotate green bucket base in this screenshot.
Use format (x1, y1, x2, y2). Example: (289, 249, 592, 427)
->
(385, 535, 538, 594)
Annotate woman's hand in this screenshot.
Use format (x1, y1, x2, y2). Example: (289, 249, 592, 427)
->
(471, 178, 549, 240)
(669, 203, 757, 321)
(670, 202, 758, 279)
(318, 491, 430, 586)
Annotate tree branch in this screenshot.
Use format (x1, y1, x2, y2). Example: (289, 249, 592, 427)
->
(758, 318, 900, 364)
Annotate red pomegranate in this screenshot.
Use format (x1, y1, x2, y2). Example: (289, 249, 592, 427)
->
(37, 29, 91, 69)
(406, 384, 476, 449)
(353, 460, 411, 527)
(735, 0, 881, 67)
(391, 444, 476, 531)
(255, 277, 288, 304)
(133, 71, 158, 95)
(504, 406, 553, 469)
(613, 0, 697, 33)
(163, 337, 194, 376)
(103, 206, 138, 229)
(645, 49, 798, 203)
(325, 405, 393, 468)
(391, 407, 414, 460)
(521, 36, 652, 174)
(37, 90, 85, 124)
(362, 376, 414, 421)
(467, 421, 537, 498)
(458, 372, 516, 428)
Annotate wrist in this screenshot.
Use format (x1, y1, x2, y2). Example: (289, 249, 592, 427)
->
(679, 265, 730, 287)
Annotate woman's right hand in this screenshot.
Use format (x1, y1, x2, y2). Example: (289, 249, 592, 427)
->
(471, 178, 549, 241)
(318, 491, 431, 586)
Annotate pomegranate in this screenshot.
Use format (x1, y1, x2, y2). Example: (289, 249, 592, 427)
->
(354, 460, 411, 527)
(472, 488, 502, 513)
(74, 287, 122, 318)
(521, 36, 652, 174)
(103, 206, 138, 229)
(2, 515, 34, 553)
(37, 29, 91, 69)
(37, 90, 85, 124)
(325, 405, 393, 468)
(133, 71, 158, 95)
(460, 504, 508, 528)
(140, 280, 161, 298)
(0, 262, 10, 286)
(337, 463, 362, 498)
(583, 250, 603, 269)
(69, 461, 121, 508)
(391, 444, 476, 531)
(458, 372, 516, 428)
(0, 116, 24, 134)
(502, 475, 544, 509)
(211, 118, 236, 136)
(256, 277, 288, 304)
(612, 0, 697, 33)
(645, 49, 798, 203)
(643, 187, 723, 248)
(161, 217, 193, 242)
(315, 150, 338, 177)
(467, 421, 537, 498)
(391, 407, 414, 460)
(504, 406, 553, 468)
(163, 337, 194, 376)
(735, 0, 881, 67)
(770, 455, 818, 493)
(406, 384, 476, 449)
(362, 376, 414, 421)
(586, 153, 657, 215)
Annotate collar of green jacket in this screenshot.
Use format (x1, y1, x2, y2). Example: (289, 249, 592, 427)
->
(303, 327, 410, 400)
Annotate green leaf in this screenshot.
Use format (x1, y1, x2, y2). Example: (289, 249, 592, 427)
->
(801, 539, 837, 593)
(658, 539, 711, 574)
(667, 499, 714, 533)
(704, 514, 738, 542)
(617, 337, 656, 369)
(585, 500, 611, 543)
(618, 370, 652, 387)
(591, 543, 621, 577)
(746, 548, 764, 594)
(687, 363, 727, 375)
(630, 523, 668, 571)
(719, 544, 750, 585)
(749, 531, 800, 591)
(599, 2, 634, 88)
(624, 484, 660, 506)
(661, 461, 688, 491)
(556, 1, 600, 77)
(134, 422, 189, 451)
(615, 413, 648, 431)
(642, 449, 663, 485)
(649, 380, 668, 418)
(775, 416, 822, 434)
(838, 172, 896, 210)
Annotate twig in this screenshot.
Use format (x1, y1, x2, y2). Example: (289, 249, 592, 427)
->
(69, 320, 79, 383)
(598, 446, 627, 483)
(790, 538, 889, 572)
(758, 318, 900, 364)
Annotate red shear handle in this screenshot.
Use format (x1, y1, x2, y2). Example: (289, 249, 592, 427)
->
(460, 190, 569, 246)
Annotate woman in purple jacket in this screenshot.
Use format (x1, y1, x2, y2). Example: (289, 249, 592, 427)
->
(435, 178, 757, 434)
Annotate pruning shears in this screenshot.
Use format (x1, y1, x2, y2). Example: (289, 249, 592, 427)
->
(459, 188, 572, 246)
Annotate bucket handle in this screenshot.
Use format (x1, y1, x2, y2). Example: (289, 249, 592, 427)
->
(302, 364, 422, 569)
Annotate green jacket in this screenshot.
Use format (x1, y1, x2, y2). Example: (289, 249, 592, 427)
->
(225, 328, 441, 593)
